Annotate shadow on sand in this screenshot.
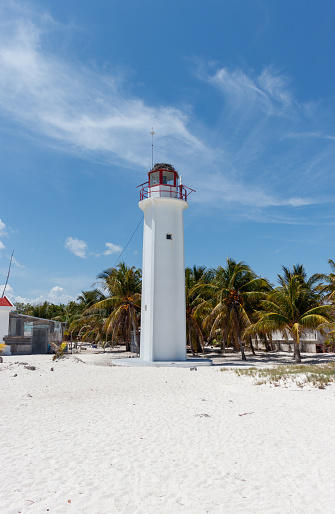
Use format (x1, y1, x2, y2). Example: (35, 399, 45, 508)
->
(202, 350, 335, 368)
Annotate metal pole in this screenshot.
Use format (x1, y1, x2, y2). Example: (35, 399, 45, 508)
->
(150, 128, 155, 168)
(2, 250, 14, 298)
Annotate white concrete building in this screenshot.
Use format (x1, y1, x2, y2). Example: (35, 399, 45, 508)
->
(261, 329, 326, 353)
(138, 163, 194, 362)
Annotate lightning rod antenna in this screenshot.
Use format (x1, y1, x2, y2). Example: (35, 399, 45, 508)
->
(150, 128, 155, 168)
(2, 249, 14, 298)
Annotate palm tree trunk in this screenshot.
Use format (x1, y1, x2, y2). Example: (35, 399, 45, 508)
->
(194, 325, 203, 354)
(123, 318, 131, 351)
(196, 337, 203, 354)
(130, 305, 139, 355)
(220, 338, 225, 353)
(260, 334, 271, 352)
(239, 338, 247, 361)
(233, 308, 246, 361)
(248, 336, 256, 356)
(188, 326, 195, 355)
(221, 329, 228, 354)
(201, 335, 206, 355)
(292, 333, 301, 363)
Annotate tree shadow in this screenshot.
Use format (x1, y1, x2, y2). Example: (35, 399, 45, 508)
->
(206, 351, 335, 367)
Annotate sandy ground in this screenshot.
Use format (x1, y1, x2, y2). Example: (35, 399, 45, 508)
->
(1, 351, 335, 514)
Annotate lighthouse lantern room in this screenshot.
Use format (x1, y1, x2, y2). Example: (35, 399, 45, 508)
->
(139, 163, 192, 201)
(139, 163, 194, 362)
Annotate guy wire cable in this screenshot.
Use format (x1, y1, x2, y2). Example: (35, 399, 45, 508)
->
(113, 216, 143, 268)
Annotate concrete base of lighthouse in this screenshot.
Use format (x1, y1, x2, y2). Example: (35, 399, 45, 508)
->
(112, 357, 213, 367)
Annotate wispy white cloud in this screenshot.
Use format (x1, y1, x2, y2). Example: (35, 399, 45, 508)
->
(0, 2, 205, 171)
(202, 65, 294, 117)
(47, 274, 93, 293)
(285, 131, 335, 142)
(1, 283, 75, 305)
(65, 237, 87, 258)
(0, 3, 334, 222)
(64, 240, 123, 258)
(45, 285, 74, 304)
(104, 242, 123, 255)
(0, 241, 5, 251)
(0, 219, 6, 236)
(263, 235, 320, 245)
(258, 68, 293, 111)
(0, 285, 19, 302)
(193, 174, 315, 209)
(12, 256, 25, 268)
(191, 63, 335, 215)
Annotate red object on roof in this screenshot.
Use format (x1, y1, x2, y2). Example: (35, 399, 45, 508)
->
(0, 296, 14, 307)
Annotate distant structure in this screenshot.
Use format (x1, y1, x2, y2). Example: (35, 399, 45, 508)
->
(252, 330, 327, 354)
(138, 163, 195, 361)
(0, 297, 65, 355)
(3, 313, 65, 355)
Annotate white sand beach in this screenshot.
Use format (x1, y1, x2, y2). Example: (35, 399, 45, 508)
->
(1, 352, 335, 514)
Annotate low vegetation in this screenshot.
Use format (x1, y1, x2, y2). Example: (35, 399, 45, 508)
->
(52, 342, 68, 361)
(226, 362, 335, 389)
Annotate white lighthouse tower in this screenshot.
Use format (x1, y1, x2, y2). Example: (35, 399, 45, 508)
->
(138, 163, 193, 362)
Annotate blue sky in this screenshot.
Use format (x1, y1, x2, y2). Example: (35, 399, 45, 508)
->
(1, 0, 335, 304)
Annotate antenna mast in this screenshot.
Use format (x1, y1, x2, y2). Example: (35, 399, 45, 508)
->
(2, 250, 14, 298)
(150, 128, 155, 168)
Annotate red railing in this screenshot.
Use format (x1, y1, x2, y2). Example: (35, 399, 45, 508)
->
(138, 182, 195, 201)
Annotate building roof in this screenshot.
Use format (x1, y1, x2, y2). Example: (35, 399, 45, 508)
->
(11, 313, 65, 325)
(0, 296, 14, 307)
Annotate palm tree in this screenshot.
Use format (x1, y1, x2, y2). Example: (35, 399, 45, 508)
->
(89, 262, 142, 352)
(185, 266, 212, 354)
(27, 301, 54, 319)
(203, 259, 269, 360)
(278, 263, 322, 291)
(246, 275, 331, 363)
(76, 310, 107, 346)
(316, 259, 335, 303)
(77, 290, 106, 310)
(66, 291, 106, 349)
(313, 259, 335, 350)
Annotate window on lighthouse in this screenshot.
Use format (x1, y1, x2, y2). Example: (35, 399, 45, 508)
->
(150, 172, 160, 186)
(163, 171, 174, 185)
(166, 234, 172, 240)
